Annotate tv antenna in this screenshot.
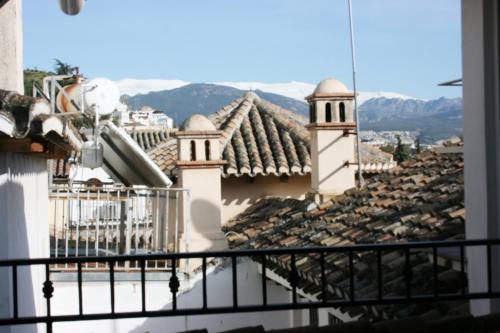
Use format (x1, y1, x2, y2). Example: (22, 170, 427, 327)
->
(347, 0, 364, 188)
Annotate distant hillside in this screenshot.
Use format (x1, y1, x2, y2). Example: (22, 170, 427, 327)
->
(122, 83, 308, 125)
(359, 97, 463, 143)
(23, 69, 54, 96)
(122, 83, 463, 143)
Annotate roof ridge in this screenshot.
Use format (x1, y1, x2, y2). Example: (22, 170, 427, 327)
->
(255, 98, 310, 145)
(219, 93, 259, 149)
(208, 97, 245, 126)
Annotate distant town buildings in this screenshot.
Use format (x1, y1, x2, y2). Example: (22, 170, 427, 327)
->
(114, 104, 174, 128)
(360, 130, 419, 147)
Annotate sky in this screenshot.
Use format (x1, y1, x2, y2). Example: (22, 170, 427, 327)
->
(23, 0, 462, 100)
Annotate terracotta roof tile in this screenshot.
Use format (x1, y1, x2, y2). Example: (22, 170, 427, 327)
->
(224, 151, 465, 321)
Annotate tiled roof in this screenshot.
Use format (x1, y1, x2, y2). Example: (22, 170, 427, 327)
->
(126, 127, 175, 152)
(148, 139, 178, 175)
(0, 89, 82, 152)
(129, 92, 394, 177)
(210, 93, 311, 177)
(223, 151, 465, 320)
(124, 127, 178, 175)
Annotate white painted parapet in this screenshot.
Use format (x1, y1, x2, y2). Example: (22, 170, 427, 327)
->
(0, 0, 24, 94)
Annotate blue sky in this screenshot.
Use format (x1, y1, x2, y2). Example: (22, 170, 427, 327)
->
(23, 0, 461, 100)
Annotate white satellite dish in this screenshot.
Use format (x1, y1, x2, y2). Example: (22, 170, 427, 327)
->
(84, 78, 121, 116)
(59, 0, 84, 16)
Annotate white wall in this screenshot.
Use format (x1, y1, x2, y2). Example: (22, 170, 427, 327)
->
(221, 175, 310, 224)
(0, 153, 50, 333)
(0, 0, 23, 93)
(462, 0, 500, 315)
(51, 260, 304, 333)
(310, 129, 355, 195)
(178, 167, 225, 254)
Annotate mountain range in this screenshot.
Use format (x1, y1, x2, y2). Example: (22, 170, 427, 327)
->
(358, 97, 462, 143)
(119, 80, 462, 144)
(115, 78, 417, 105)
(121, 83, 309, 124)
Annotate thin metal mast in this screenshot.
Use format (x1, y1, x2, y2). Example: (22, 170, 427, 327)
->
(347, 0, 364, 187)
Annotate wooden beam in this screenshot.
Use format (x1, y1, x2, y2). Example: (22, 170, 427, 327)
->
(0, 138, 35, 153)
(25, 149, 66, 160)
(0, 138, 66, 159)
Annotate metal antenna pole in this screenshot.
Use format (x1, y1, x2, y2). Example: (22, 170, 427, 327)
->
(347, 0, 364, 188)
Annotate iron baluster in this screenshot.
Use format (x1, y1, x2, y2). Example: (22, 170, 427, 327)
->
(43, 264, 54, 333)
(460, 245, 466, 295)
(77, 262, 83, 315)
(349, 250, 355, 301)
(487, 244, 492, 294)
(232, 255, 238, 308)
(169, 258, 180, 311)
(12, 265, 18, 319)
(405, 248, 411, 299)
(110, 261, 115, 314)
(141, 259, 146, 313)
(320, 252, 326, 303)
(377, 250, 383, 301)
(290, 253, 298, 305)
(433, 247, 438, 298)
(261, 254, 267, 306)
(202, 257, 208, 309)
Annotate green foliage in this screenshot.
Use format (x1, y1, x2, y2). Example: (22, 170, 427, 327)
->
(415, 137, 422, 154)
(380, 144, 395, 155)
(23, 68, 54, 96)
(24, 59, 77, 96)
(393, 135, 411, 163)
(54, 59, 78, 75)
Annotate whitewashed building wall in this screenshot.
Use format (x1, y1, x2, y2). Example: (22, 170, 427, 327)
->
(0, 153, 50, 333)
(51, 260, 310, 333)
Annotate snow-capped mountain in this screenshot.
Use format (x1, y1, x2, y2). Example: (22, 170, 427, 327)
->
(114, 78, 421, 104)
(116, 78, 189, 96)
(356, 92, 421, 105)
(212, 81, 316, 102)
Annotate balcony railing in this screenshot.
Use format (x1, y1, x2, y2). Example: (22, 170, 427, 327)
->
(1, 239, 499, 333)
(49, 184, 190, 271)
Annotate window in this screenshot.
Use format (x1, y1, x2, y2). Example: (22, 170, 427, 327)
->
(339, 102, 346, 122)
(325, 103, 332, 122)
(310, 103, 317, 123)
(205, 140, 211, 160)
(190, 140, 196, 161)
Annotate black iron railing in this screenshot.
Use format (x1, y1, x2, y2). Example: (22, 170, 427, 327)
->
(1, 239, 500, 333)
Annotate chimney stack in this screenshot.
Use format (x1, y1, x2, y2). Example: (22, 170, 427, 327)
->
(306, 78, 356, 202)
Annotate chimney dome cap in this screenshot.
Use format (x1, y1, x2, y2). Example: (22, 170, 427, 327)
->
(180, 114, 216, 131)
(314, 78, 349, 94)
